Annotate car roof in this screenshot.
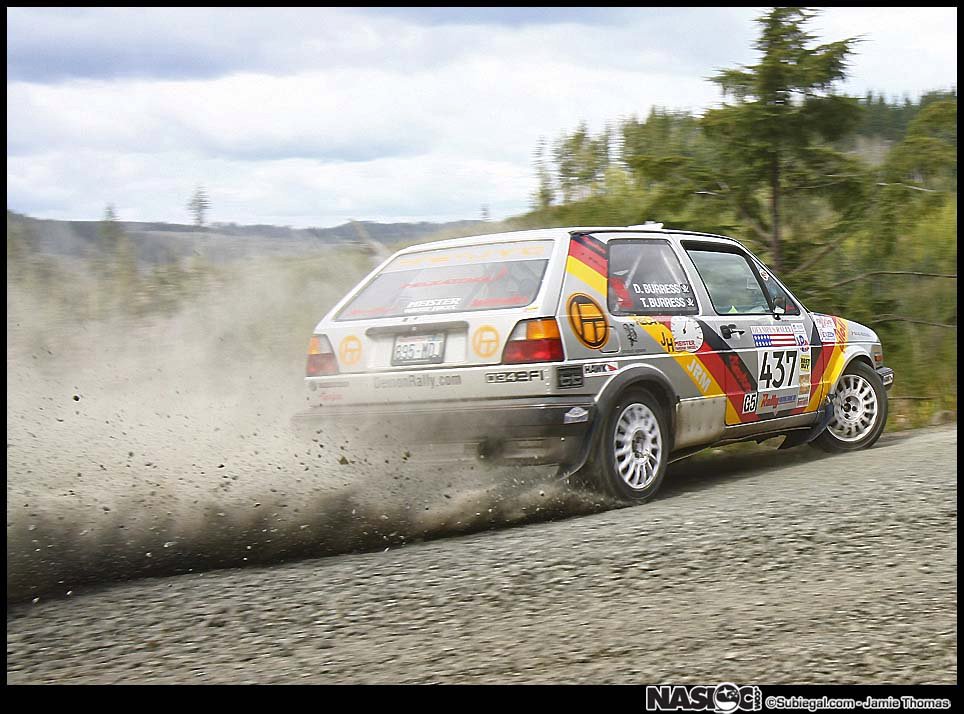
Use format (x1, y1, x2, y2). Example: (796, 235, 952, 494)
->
(393, 225, 745, 255)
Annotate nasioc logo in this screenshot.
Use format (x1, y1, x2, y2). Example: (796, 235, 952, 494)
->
(645, 683, 762, 713)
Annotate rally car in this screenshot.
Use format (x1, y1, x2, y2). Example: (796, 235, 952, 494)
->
(293, 224, 893, 502)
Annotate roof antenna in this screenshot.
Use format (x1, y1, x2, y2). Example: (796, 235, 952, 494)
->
(626, 221, 664, 230)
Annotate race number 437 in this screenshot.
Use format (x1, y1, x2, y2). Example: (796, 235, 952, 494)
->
(758, 350, 798, 389)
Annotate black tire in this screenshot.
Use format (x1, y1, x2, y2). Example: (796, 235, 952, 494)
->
(812, 361, 888, 453)
(573, 387, 670, 503)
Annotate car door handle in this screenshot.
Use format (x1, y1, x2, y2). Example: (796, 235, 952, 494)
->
(721, 324, 745, 339)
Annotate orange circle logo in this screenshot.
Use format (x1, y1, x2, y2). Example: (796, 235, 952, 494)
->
(567, 293, 608, 349)
(339, 335, 363, 366)
(471, 325, 500, 358)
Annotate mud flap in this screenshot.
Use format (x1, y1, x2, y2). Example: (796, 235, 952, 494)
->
(779, 398, 835, 450)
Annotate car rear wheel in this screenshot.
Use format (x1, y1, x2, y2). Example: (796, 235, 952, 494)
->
(812, 361, 888, 453)
(575, 387, 669, 503)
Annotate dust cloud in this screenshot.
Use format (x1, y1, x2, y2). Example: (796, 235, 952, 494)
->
(7, 256, 612, 604)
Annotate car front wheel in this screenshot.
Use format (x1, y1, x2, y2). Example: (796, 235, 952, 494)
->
(575, 387, 669, 503)
(813, 361, 888, 453)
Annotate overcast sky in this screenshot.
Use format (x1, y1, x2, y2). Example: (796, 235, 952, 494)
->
(6, 7, 958, 228)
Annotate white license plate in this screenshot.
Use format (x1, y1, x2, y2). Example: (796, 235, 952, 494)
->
(391, 333, 446, 365)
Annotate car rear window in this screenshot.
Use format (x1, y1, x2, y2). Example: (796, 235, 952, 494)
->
(335, 240, 553, 321)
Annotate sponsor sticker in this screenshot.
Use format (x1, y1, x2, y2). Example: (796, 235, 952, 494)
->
(471, 325, 500, 358)
(758, 392, 797, 412)
(813, 314, 837, 344)
(671, 316, 704, 353)
(622, 322, 639, 348)
(404, 297, 462, 314)
(388, 241, 552, 271)
(583, 361, 620, 376)
(373, 374, 462, 389)
(751, 325, 799, 348)
(339, 335, 363, 366)
(567, 293, 609, 349)
(686, 359, 712, 394)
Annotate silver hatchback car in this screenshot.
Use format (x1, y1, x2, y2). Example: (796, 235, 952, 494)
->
(294, 224, 894, 502)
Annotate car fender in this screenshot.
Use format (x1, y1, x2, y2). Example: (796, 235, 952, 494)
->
(596, 363, 680, 442)
(827, 344, 877, 393)
(558, 363, 681, 480)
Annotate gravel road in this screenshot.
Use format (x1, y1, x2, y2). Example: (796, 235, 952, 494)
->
(6, 426, 956, 684)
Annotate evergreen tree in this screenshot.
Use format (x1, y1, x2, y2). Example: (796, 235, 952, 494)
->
(701, 7, 863, 271)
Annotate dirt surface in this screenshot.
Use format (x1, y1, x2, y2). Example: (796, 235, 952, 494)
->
(6, 426, 956, 684)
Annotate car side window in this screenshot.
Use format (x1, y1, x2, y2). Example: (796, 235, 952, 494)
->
(685, 248, 771, 315)
(755, 264, 801, 316)
(607, 240, 698, 315)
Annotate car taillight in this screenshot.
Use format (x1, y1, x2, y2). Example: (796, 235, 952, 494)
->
(306, 335, 339, 376)
(502, 318, 564, 364)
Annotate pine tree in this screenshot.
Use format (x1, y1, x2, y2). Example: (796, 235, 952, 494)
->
(701, 7, 863, 271)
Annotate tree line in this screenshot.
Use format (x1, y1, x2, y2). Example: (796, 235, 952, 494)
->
(519, 7, 956, 422)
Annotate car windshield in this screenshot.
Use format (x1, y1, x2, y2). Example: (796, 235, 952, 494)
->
(335, 240, 552, 320)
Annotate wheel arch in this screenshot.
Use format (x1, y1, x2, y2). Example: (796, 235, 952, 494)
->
(595, 365, 680, 447)
(829, 347, 877, 392)
(557, 363, 681, 481)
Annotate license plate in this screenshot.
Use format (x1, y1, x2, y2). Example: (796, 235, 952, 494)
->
(391, 333, 446, 366)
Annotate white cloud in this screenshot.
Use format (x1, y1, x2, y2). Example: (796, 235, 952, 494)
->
(6, 7, 958, 227)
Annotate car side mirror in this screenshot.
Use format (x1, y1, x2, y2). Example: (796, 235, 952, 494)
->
(773, 295, 787, 318)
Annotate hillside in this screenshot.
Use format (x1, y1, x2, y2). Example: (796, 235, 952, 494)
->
(5, 210, 488, 267)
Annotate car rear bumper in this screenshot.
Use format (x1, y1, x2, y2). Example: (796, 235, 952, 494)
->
(291, 396, 597, 466)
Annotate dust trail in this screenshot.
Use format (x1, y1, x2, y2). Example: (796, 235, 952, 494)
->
(7, 255, 614, 604)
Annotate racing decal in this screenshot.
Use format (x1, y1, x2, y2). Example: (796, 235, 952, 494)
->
(820, 316, 851, 396)
(622, 322, 640, 349)
(471, 325, 500, 359)
(632, 316, 729, 403)
(583, 361, 620, 376)
(812, 314, 837, 344)
(694, 323, 760, 423)
(566, 234, 608, 295)
(757, 350, 799, 389)
(757, 392, 798, 413)
(567, 293, 609, 349)
(742, 392, 758, 414)
(632, 316, 677, 353)
(750, 323, 806, 348)
(631, 283, 696, 311)
(671, 316, 704, 353)
(389, 241, 552, 271)
(373, 373, 462, 389)
(404, 297, 462, 314)
(339, 335, 363, 366)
